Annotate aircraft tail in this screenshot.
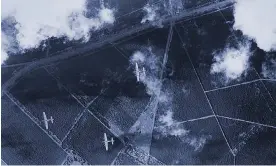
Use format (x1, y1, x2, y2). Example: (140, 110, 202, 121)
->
(111, 137, 114, 145)
(50, 116, 54, 123)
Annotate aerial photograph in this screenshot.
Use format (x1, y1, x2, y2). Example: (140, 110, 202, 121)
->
(1, 0, 276, 165)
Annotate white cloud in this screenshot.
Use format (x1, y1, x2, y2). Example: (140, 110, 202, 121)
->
(1, 0, 115, 63)
(170, 128, 190, 137)
(211, 43, 251, 81)
(184, 136, 210, 151)
(98, 8, 115, 24)
(157, 91, 171, 103)
(131, 51, 146, 63)
(159, 110, 175, 126)
(1, 51, 8, 64)
(130, 47, 162, 97)
(129, 47, 210, 151)
(157, 109, 190, 137)
(141, 4, 158, 24)
(1, 32, 9, 64)
(141, 3, 163, 27)
(233, 0, 276, 52)
(155, 109, 211, 151)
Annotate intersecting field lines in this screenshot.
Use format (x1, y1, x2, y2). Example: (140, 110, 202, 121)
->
(43, 66, 90, 143)
(3, 1, 272, 164)
(1, 0, 235, 98)
(174, 112, 276, 131)
(43, 66, 131, 164)
(85, 88, 107, 109)
(46, 59, 170, 159)
(204, 77, 276, 109)
(204, 78, 276, 113)
(43, 67, 124, 141)
(176, 11, 276, 161)
(174, 25, 235, 156)
(61, 109, 86, 143)
(3, 48, 163, 164)
(218, 9, 276, 109)
(205, 79, 275, 114)
(128, 22, 174, 156)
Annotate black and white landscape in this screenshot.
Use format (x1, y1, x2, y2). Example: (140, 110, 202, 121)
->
(1, 0, 276, 165)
